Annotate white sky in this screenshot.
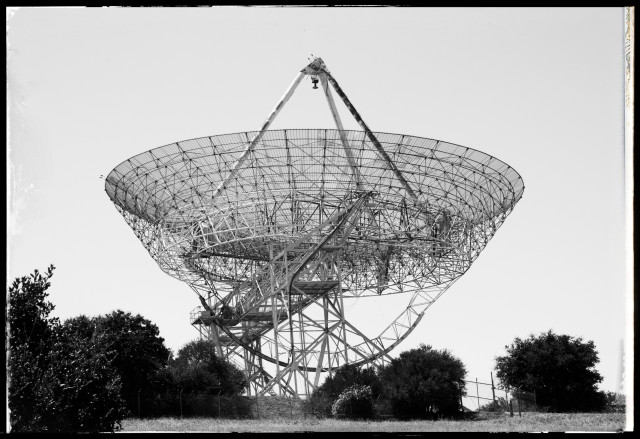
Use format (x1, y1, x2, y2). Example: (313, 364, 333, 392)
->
(7, 6, 629, 403)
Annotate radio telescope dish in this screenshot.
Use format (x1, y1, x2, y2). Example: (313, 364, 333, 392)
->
(105, 58, 524, 397)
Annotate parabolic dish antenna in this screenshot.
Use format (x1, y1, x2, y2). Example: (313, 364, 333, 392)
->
(105, 58, 524, 397)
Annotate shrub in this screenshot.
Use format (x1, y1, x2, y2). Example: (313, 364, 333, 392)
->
(480, 397, 510, 413)
(331, 385, 374, 419)
(302, 395, 333, 418)
(603, 392, 625, 413)
(309, 363, 381, 417)
(379, 344, 466, 420)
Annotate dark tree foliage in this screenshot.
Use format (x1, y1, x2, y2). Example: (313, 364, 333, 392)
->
(61, 314, 95, 340)
(308, 363, 382, 417)
(8, 266, 58, 431)
(495, 330, 606, 412)
(331, 385, 374, 419)
(8, 266, 126, 432)
(8, 265, 58, 355)
(33, 328, 127, 432)
(93, 310, 172, 396)
(314, 363, 382, 398)
(168, 339, 248, 396)
(379, 344, 467, 420)
(62, 310, 172, 416)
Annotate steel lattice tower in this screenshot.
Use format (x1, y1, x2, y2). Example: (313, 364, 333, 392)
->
(105, 58, 525, 397)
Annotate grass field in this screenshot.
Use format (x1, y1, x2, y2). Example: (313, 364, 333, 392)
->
(120, 412, 626, 432)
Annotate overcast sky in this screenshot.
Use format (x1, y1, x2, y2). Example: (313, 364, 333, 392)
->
(7, 7, 629, 405)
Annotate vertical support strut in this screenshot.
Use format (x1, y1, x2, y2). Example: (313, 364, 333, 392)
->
(320, 75, 363, 190)
(269, 242, 281, 395)
(211, 70, 306, 201)
(336, 250, 348, 365)
(320, 67, 418, 200)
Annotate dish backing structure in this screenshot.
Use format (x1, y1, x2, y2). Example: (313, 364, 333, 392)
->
(105, 58, 524, 397)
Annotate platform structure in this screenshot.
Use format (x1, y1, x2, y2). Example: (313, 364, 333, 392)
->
(106, 58, 525, 397)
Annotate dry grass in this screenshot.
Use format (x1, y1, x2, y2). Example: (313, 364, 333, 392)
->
(120, 412, 626, 432)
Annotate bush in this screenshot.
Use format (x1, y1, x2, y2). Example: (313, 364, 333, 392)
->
(331, 385, 374, 419)
(302, 395, 333, 418)
(603, 392, 625, 413)
(308, 363, 381, 417)
(379, 344, 466, 420)
(480, 397, 510, 413)
(314, 364, 382, 398)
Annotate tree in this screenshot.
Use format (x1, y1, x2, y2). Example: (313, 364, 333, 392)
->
(168, 339, 248, 396)
(314, 363, 382, 399)
(33, 327, 127, 432)
(8, 265, 58, 355)
(95, 310, 172, 396)
(8, 265, 58, 431)
(378, 344, 467, 419)
(63, 310, 172, 415)
(308, 363, 382, 417)
(495, 330, 606, 412)
(8, 266, 126, 432)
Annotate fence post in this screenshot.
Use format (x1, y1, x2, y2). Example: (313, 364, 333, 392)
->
(490, 372, 496, 403)
(509, 399, 514, 417)
(256, 394, 260, 420)
(458, 382, 464, 414)
(476, 378, 480, 411)
(518, 397, 522, 417)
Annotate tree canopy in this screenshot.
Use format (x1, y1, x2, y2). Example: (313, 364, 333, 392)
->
(314, 363, 382, 399)
(495, 330, 606, 412)
(97, 310, 171, 395)
(379, 344, 467, 419)
(167, 339, 248, 396)
(62, 310, 172, 416)
(8, 266, 126, 432)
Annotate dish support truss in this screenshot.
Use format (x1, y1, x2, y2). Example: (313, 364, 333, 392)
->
(183, 58, 517, 397)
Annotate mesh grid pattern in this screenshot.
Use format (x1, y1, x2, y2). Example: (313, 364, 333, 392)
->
(105, 129, 524, 296)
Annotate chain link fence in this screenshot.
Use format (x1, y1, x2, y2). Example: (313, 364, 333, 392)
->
(124, 376, 538, 420)
(462, 374, 537, 416)
(123, 392, 253, 419)
(123, 393, 398, 420)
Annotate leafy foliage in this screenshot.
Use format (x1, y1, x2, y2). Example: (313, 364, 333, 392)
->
(308, 363, 381, 417)
(8, 266, 58, 431)
(80, 311, 171, 395)
(167, 339, 248, 396)
(34, 330, 127, 432)
(8, 265, 58, 355)
(62, 310, 172, 416)
(603, 392, 625, 413)
(495, 330, 607, 412)
(331, 385, 374, 419)
(8, 266, 126, 432)
(314, 363, 382, 398)
(379, 344, 466, 419)
(480, 396, 510, 413)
